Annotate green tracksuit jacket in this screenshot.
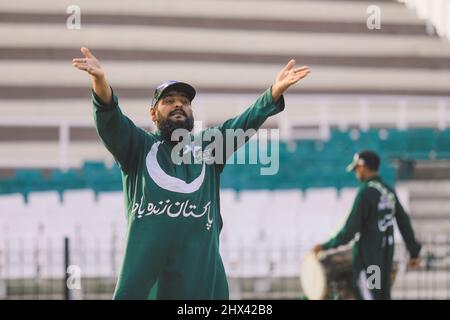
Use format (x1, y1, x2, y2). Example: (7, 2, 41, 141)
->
(321, 176, 422, 300)
(92, 87, 284, 299)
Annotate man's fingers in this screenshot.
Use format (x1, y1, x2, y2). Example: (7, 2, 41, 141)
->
(288, 72, 310, 84)
(81, 47, 93, 59)
(72, 62, 87, 68)
(294, 66, 310, 73)
(76, 66, 88, 72)
(299, 73, 309, 80)
(283, 59, 296, 72)
(72, 58, 87, 63)
(73, 62, 89, 71)
(296, 69, 311, 76)
(292, 70, 310, 80)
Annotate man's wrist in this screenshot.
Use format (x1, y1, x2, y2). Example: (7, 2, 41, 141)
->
(271, 83, 284, 102)
(92, 86, 116, 109)
(92, 74, 107, 87)
(92, 76, 112, 105)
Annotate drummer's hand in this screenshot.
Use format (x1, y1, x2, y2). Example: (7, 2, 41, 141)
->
(407, 257, 421, 270)
(312, 244, 324, 256)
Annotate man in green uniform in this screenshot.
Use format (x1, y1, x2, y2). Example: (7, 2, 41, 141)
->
(72, 47, 311, 299)
(313, 150, 422, 300)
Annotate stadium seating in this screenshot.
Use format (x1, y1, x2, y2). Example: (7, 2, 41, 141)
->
(2, 127, 449, 198)
(436, 129, 450, 159)
(0, 0, 448, 300)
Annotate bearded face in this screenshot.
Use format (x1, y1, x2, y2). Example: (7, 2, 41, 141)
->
(150, 91, 194, 141)
(156, 107, 194, 141)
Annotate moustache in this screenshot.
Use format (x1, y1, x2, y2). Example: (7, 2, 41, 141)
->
(169, 109, 187, 117)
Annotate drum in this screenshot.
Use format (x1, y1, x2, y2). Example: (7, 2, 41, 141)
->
(300, 248, 399, 300)
(300, 248, 354, 300)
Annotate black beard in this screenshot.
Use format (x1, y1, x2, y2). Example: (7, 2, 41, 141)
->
(157, 115, 194, 142)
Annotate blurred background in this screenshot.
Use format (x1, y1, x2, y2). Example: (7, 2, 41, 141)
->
(0, 0, 449, 299)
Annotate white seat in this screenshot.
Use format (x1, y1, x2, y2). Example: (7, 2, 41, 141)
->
(238, 190, 272, 213)
(96, 191, 126, 226)
(26, 191, 61, 225)
(0, 194, 28, 240)
(27, 191, 60, 208)
(219, 189, 239, 221)
(219, 189, 237, 204)
(62, 189, 96, 206)
(0, 193, 26, 216)
(61, 189, 97, 219)
(271, 190, 303, 210)
(304, 188, 338, 205)
(302, 188, 338, 215)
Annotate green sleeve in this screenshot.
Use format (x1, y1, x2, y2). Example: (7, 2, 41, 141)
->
(395, 198, 422, 258)
(322, 188, 367, 250)
(92, 88, 146, 173)
(210, 86, 284, 171)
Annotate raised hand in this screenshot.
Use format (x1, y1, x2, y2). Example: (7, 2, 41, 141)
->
(72, 47, 111, 104)
(272, 59, 311, 102)
(72, 47, 105, 79)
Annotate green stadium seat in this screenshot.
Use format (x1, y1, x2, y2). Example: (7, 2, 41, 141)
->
(325, 130, 354, 152)
(82, 161, 117, 194)
(49, 169, 86, 200)
(2, 128, 417, 197)
(406, 128, 437, 160)
(15, 169, 48, 198)
(82, 161, 107, 173)
(0, 178, 18, 194)
(381, 165, 397, 186)
(436, 129, 450, 159)
(379, 129, 408, 159)
(354, 129, 381, 153)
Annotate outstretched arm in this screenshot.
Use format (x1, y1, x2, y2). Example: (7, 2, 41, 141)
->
(315, 189, 367, 254)
(211, 60, 310, 169)
(71, 47, 145, 172)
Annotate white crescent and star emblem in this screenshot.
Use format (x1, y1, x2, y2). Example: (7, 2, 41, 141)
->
(145, 141, 205, 193)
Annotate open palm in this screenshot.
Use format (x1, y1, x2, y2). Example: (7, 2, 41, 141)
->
(276, 59, 310, 90)
(271, 59, 310, 101)
(72, 47, 104, 79)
